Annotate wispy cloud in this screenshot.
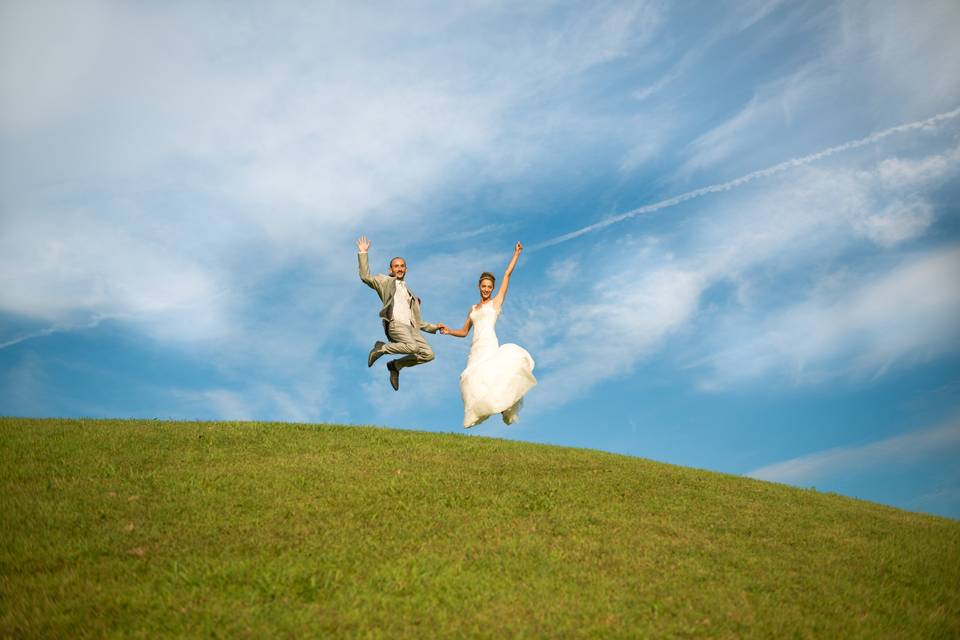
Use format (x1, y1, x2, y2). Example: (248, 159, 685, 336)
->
(0, 207, 235, 344)
(0, 2, 672, 426)
(170, 373, 337, 424)
(522, 135, 960, 410)
(518, 237, 706, 408)
(747, 417, 960, 485)
(532, 106, 960, 250)
(837, 0, 960, 117)
(0, 314, 114, 350)
(0, 1, 664, 341)
(696, 245, 960, 386)
(173, 388, 254, 422)
(675, 0, 960, 180)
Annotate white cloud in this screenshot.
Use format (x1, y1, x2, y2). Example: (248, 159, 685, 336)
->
(678, 0, 960, 178)
(628, 0, 788, 105)
(523, 241, 706, 407)
(683, 143, 958, 388)
(175, 389, 254, 422)
(524, 140, 959, 408)
(698, 246, 960, 386)
(683, 68, 832, 174)
(0, 207, 232, 342)
(851, 198, 934, 248)
(0, 0, 107, 132)
(839, 0, 960, 117)
(873, 145, 960, 189)
(171, 371, 337, 423)
(0, 315, 109, 350)
(693, 141, 957, 275)
(536, 111, 960, 252)
(747, 418, 960, 485)
(3, 1, 959, 430)
(0, 1, 665, 333)
(0, 1, 674, 424)
(547, 257, 581, 286)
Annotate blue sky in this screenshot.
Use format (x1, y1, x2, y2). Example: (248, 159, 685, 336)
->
(2, 1, 959, 518)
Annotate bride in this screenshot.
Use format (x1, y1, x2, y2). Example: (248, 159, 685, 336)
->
(440, 242, 537, 428)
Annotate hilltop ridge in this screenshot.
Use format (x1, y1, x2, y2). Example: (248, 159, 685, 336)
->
(2, 417, 958, 637)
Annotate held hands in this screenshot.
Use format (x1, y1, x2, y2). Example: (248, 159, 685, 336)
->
(437, 323, 448, 334)
(356, 235, 371, 252)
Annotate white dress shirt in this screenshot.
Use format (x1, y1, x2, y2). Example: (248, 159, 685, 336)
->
(393, 278, 413, 326)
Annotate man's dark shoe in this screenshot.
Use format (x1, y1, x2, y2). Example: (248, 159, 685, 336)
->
(368, 341, 386, 367)
(387, 361, 399, 391)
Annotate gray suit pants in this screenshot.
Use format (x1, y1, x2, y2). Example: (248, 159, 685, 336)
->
(381, 320, 435, 370)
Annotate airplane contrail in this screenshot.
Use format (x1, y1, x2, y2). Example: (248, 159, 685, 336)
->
(530, 106, 960, 251)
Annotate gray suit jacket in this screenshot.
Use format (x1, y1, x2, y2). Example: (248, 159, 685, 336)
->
(358, 252, 439, 336)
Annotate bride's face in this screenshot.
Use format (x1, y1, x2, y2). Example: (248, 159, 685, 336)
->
(479, 279, 494, 300)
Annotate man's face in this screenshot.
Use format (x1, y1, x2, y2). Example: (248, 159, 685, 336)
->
(390, 258, 407, 280)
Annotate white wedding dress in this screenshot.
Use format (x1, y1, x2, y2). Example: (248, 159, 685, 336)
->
(460, 303, 536, 428)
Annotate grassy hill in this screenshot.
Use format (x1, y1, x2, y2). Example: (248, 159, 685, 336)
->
(1, 417, 957, 638)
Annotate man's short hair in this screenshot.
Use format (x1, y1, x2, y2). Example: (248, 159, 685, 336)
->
(389, 257, 405, 267)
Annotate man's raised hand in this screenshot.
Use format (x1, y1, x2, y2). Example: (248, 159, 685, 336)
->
(356, 235, 371, 252)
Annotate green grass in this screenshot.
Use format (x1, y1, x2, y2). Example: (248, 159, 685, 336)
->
(1, 418, 958, 638)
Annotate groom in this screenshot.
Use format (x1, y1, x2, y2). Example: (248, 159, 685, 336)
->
(356, 235, 445, 390)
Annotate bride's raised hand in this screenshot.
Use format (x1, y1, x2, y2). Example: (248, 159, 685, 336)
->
(514, 241, 523, 254)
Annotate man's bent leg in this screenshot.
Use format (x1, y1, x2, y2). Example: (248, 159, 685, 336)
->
(379, 321, 419, 358)
(393, 329, 434, 371)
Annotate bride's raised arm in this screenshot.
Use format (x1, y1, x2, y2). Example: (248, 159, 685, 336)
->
(441, 312, 473, 338)
(492, 242, 522, 310)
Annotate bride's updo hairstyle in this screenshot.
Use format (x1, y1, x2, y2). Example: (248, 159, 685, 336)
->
(478, 272, 496, 286)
